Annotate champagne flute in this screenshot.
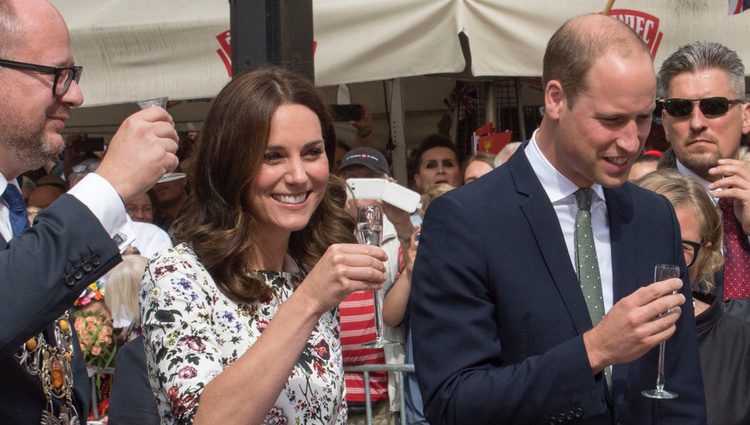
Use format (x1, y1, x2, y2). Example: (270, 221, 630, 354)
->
(355, 205, 397, 348)
(642, 264, 680, 400)
(136, 97, 184, 183)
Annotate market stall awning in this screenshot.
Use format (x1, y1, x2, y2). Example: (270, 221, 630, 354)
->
(51, 0, 750, 109)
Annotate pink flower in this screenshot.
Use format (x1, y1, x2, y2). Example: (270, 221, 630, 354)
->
(91, 345, 101, 356)
(86, 323, 97, 333)
(177, 366, 197, 379)
(179, 336, 205, 352)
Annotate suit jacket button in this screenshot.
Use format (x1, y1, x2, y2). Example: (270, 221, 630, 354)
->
(82, 262, 93, 273)
(566, 410, 575, 420)
(73, 268, 83, 280)
(91, 254, 102, 266)
(574, 407, 584, 418)
(65, 275, 75, 286)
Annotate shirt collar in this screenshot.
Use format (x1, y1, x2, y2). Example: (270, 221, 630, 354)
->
(676, 159, 718, 205)
(525, 131, 605, 204)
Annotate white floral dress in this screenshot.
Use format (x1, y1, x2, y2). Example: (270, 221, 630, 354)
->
(140, 244, 346, 425)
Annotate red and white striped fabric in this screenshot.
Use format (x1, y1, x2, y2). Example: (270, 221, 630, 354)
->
(340, 291, 388, 403)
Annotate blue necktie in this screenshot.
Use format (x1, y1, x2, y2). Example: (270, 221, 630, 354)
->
(2, 184, 29, 237)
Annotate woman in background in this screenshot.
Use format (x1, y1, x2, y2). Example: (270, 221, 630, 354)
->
(141, 67, 387, 425)
(637, 169, 750, 425)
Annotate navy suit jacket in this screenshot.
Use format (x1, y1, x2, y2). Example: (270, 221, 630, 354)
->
(108, 336, 160, 425)
(410, 149, 706, 425)
(0, 194, 121, 424)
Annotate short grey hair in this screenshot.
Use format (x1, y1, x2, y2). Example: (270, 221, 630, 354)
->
(658, 41, 745, 98)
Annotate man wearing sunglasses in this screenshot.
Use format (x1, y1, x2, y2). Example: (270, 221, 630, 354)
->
(658, 41, 750, 304)
(0, 0, 179, 423)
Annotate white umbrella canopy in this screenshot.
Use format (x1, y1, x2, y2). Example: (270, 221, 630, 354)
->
(50, 0, 750, 132)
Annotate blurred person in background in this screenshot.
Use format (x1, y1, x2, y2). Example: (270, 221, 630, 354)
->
(27, 174, 67, 209)
(151, 171, 188, 232)
(462, 152, 495, 184)
(638, 169, 750, 425)
(383, 182, 455, 425)
(124, 189, 160, 224)
(409, 134, 461, 194)
(337, 147, 406, 425)
(627, 150, 662, 182)
(493, 141, 521, 167)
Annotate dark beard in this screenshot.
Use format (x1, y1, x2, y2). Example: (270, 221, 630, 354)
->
(681, 151, 720, 181)
(0, 125, 61, 172)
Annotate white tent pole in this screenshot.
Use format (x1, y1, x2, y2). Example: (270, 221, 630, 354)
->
(387, 79, 408, 185)
(485, 82, 496, 131)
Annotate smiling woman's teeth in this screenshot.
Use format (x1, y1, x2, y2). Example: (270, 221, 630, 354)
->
(274, 193, 307, 204)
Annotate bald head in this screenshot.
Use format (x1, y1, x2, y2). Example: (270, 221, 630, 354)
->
(543, 14, 651, 107)
(0, 0, 68, 57)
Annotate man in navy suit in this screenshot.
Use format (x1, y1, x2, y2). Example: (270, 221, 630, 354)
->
(410, 14, 706, 425)
(0, 0, 178, 422)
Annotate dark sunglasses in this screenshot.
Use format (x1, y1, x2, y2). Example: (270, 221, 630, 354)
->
(0, 58, 82, 97)
(663, 97, 744, 118)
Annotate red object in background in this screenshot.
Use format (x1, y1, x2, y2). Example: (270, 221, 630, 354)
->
(473, 122, 512, 155)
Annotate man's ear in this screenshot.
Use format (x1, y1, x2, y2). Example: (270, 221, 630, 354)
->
(740, 102, 750, 135)
(544, 80, 566, 120)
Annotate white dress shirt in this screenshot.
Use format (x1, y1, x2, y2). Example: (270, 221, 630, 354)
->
(524, 134, 614, 313)
(0, 172, 131, 248)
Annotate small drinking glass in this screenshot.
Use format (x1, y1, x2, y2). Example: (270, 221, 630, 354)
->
(641, 264, 680, 400)
(355, 205, 397, 348)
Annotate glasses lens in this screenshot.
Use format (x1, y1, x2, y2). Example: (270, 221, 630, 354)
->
(665, 99, 693, 117)
(699, 97, 730, 116)
(54, 67, 81, 97)
(682, 241, 701, 268)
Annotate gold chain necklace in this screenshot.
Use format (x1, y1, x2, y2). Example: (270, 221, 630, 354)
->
(15, 311, 80, 425)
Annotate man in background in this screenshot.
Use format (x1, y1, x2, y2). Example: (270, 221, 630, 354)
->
(658, 41, 750, 301)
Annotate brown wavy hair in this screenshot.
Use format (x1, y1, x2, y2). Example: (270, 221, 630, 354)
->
(171, 66, 355, 304)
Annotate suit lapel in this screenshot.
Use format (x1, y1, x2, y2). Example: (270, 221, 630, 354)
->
(603, 185, 638, 400)
(604, 185, 636, 303)
(0, 234, 6, 250)
(507, 151, 593, 334)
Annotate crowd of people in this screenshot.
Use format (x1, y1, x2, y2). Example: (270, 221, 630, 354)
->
(2, 1, 750, 425)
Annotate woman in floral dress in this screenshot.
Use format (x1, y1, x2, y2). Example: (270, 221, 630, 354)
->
(140, 67, 388, 425)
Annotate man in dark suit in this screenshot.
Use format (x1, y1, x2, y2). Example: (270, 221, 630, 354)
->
(410, 14, 706, 425)
(0, 0, 179, 422)
(108, 336, 160, 425)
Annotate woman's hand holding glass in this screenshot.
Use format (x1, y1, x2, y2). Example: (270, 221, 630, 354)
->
(296, 243, 387, 316)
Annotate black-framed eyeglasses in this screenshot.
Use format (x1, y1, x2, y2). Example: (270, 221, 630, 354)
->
(662, 97, 744, 118)
(0, 58, 82, 97)
(682, 239, 702, 268)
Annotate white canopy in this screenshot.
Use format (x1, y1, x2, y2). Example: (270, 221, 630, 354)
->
(50, 1, 750, 112)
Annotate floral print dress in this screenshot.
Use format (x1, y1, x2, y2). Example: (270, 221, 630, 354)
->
(140, 244, 346, 425)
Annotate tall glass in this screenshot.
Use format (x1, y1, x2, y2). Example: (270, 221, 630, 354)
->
(642, 264, 680, 399)
(355, 205, 397, 348)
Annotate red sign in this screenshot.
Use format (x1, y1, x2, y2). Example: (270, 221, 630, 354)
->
(216, 30, 232, 77)
(608, 9, 664, 58)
